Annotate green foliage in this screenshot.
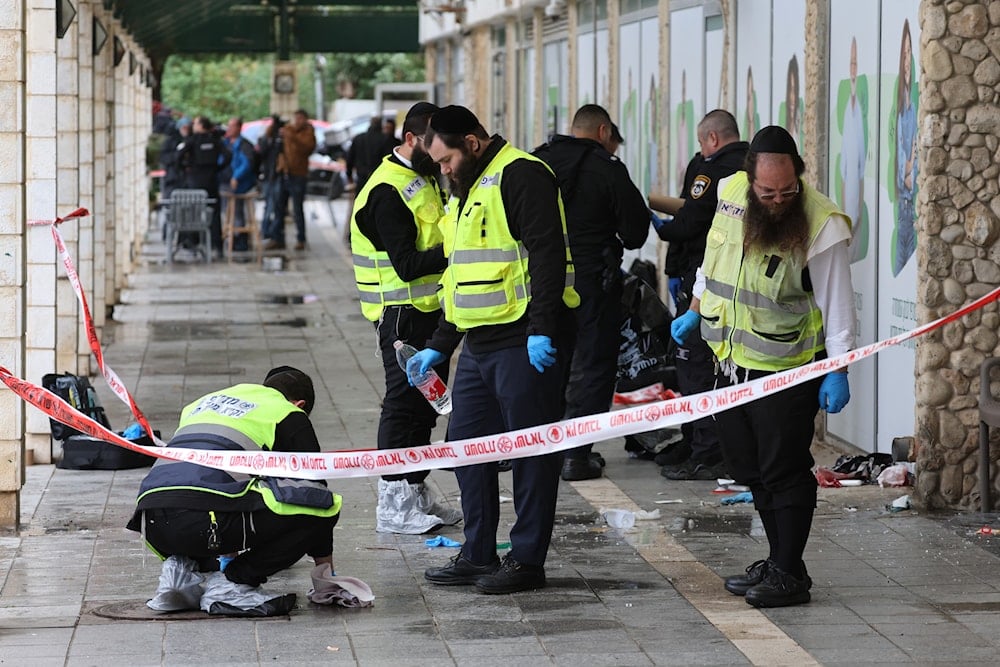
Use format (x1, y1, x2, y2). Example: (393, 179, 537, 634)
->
(160, 52, 425, 124)
(160, 54, 276, 122)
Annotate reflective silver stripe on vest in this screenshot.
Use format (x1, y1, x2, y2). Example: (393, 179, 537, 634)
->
(704, 277, 812, 314)
(565, 269, 575, 288)
(704, 278, 735, 300)
(454, 283, 528, 308)
(358, 282, 439, 304)
(353, 254, 378, 268)
(730, 328, 825, 358)
(450, 244, 527, 265)
(701, 323, 731, 344)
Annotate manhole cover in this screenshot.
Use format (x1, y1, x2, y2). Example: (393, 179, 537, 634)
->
(89, 600, 288, 621)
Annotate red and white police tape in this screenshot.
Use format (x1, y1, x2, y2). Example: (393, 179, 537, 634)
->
(27, 209, 162, 445)
(4, 284, 999, 481)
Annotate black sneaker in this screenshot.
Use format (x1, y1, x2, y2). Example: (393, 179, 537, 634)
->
(588, 451, 606, 467)
(561, 456, 602, 481)
(424, 553, 499, 586)
(744, 566, 811, 608)
(724, 559, 772, 596)
(475, 554, 545, 594)
(653, 441, 692, 466)
(661, 459, 727, 481)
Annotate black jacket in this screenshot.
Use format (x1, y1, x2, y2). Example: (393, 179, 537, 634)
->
(533, 135, 650, 274)
(179, 131, 231, 194)
(658, 140, 749, 278)
(428, 136, 573, 355)
(353, 154, 447, 282)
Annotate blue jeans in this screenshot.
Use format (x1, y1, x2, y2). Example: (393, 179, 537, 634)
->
(269, 174, 307, 244)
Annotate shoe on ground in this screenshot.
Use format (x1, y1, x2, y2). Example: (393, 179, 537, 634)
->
(588, 451, 606, 467)
(724, 558, 772, 596)
(561, 456, 603, 481)
(475, 554, 545, 594)
(661, 459, 727, 481)
(653, 440, 693, 466)
(425, 553, 499, 585)
(294, 241, 306, 251)
(262, 239, 285, 250)
(744, 565, 811, 608)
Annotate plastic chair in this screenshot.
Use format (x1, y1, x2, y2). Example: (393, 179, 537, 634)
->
(164, 189, 213, 263)
(979, 357, 1000, 511)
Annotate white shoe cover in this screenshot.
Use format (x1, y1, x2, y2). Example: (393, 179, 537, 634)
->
(376, 479, 451, 534)
(146, 555, 204, 612)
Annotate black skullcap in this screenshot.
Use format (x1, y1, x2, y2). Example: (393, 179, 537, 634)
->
(750, 125, 799, 156)
(611, 123, 625, 144)
(429, 105, 481, 134)
(263, 365, 315, 415)
(406, 101, 439, 120)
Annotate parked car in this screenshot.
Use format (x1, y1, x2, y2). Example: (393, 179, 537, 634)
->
(240, 118, 347, 200)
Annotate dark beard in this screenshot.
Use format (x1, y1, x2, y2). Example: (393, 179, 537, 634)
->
(446, 148, 480, 201)
(411, 145, 440, 179)
(743, 189, 809, 254)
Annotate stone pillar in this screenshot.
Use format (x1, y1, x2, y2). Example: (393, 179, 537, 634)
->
(607, 0, 620, 116)
(77, 0, 95, 375)
(470, 25, 490, 123)
(25, 0, 58, 464)
(93, 6, 110, 337)
(915, 0, 1000, 509)
(567, 0, 578, 114)
(56, 0, 80, 375)
(802, 0, 829, 188)
(532, 8, 544, 147)
(505, 17, 517, 140)
(0, 0, 27, 527)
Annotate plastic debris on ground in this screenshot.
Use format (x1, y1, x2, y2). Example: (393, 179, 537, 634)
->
(886, 494, 911, 512)
(600, 508, 636, 529)
(655, 499, 684, 504)
(876, 463, 913, 487)
(635, 509, 660, 521)
(721, 491, 754, 505)
(424, 535, 461, 548)
(499, 495, 513, 503)
(976, 525, 995, 536)
(302, 294, 319, 303)
(712, 478, 750, 494)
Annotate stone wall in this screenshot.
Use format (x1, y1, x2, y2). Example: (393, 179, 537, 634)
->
(916, 0, 1000, 509)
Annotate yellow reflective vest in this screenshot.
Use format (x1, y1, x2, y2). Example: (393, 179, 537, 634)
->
(350, 155, 445, 321)
(138, 384, 341, 518)
(438, 143, 579, 329)
(699, 172, 844, 371)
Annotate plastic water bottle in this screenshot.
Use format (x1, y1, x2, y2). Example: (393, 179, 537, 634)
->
(393, 340, 452, 415)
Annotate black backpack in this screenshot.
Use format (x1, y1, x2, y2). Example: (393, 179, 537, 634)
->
(41, 372, 111, 441)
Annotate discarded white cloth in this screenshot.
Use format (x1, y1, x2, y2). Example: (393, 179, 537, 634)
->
(199, 571, 296, 617)
(307, 564, 375, 608)
(376, 479, 461, 534)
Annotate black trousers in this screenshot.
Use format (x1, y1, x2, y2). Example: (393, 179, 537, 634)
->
(674, 278, 722, 462)
(563, 271, 622, 459)
(448, 345, 566, 567)
(376, 306, 448, 483)
(713, 367, 821, 511)
(138, 507, 338, 587)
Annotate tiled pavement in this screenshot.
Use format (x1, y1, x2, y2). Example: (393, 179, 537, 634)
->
(3, 198, 1000, 666)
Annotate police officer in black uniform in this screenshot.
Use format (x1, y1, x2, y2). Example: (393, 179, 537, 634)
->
(651, 109, 748, 480)
(534, 104, 651, 481)
(179, 116, 231, 256)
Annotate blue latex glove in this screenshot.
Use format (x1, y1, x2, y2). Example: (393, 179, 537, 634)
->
(123, 422, 145, 440)
(668, 277, 682, 304)
(650, 210, 667, 232)
(670, 309, 701, 345)
(721, 491, 754, 505)
(424, 535, 461, 548)
(819, 372, 850, 413)
(526, 335, 556, 373)
(406, 348, 446, 385)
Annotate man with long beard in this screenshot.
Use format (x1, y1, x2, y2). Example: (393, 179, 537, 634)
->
(407, 105, 579, 594)
(350, 102, 461, 534)
(671, 126, 855, 608)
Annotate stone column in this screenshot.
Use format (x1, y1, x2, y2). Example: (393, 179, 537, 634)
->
(93, 6, 110, 336)
(532, 8, 544, 147)
(25, 0, 58, 464)
(56, 0, 80, 375)
(0, 0, 27, 526)
(77, 0, 95, 375)
(803, 0, 829, 187)
(915, 1, 1000, 509)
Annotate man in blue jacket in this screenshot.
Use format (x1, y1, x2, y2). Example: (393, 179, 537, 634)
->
(223, 117, 258, 253)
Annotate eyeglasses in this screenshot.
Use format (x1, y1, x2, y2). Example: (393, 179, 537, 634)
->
(754, 182, 800, 201)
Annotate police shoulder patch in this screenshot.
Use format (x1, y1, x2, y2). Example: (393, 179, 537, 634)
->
(690, 174, 712, 199)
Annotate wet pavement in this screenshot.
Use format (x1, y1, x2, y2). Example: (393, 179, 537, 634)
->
(4, 198, 1000, 665)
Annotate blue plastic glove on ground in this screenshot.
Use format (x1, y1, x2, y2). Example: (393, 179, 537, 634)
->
(668, 277, 682, 304)
(670, 309, 701, 345)
(819, 372, 850, 413)
(406, 348, 445, 385)
(424, 536, 461, 548)
(721, 491, 754, 505)
(527, 335, 556, 373)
